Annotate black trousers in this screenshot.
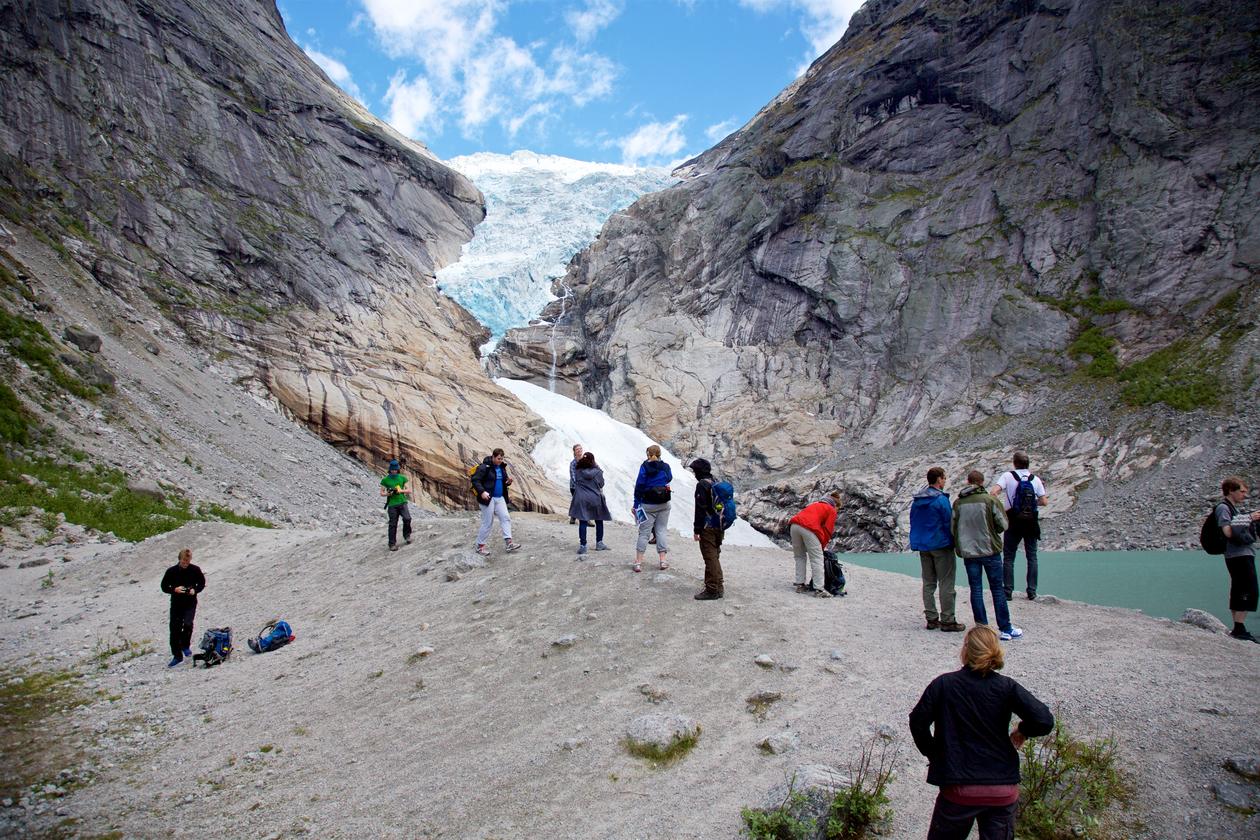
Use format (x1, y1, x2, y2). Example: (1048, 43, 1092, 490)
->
(926, 793, 1016, 840)
(388, 502, 412, 546)
(169, 600, 197, 658)
(1226, 555, 1259, 612)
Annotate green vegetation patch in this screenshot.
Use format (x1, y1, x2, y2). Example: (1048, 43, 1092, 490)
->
(0, 452, 274, 541)
(1066, 327, 1118, 378)
(0, 664, 92, 802)
(622, 729, 701, 765)
(0, 380, 32, 445)
(0, 302, 100, 399)
(742, 791, 816, 840)
(1117, 340, 1218, 411)
(1018, 721, 1132, 839)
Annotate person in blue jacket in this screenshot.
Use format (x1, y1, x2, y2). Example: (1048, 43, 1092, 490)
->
(632, 444, 672, 573)
(910, 466, 963, 631)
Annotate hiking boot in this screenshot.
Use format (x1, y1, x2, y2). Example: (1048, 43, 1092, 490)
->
(405, 536, 412, 545)
(694, 589, 723, 600)
(999, 627, 1024, 641)
(925, 618, 941, 630)
(389, 544, 398, 552)
(813, 589, 834, 598)
(595, 542, 610, 551)
(1230, 629, 1260, 643)
(504, 540, 521, 553)
(794, 583, 809, 594)
(1026, 591, 1036, 601)
(475, 544, 490, 556)
(577, 544, 588, 556)
(167, 656, 183, 668)
(939, 621, 966, 632)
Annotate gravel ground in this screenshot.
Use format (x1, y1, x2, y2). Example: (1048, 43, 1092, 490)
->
(2, 513, 1258, 839)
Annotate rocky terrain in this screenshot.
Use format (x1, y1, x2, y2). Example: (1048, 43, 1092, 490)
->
(2, 516, 1259, 838)
(0, 0, 564, 513)
(495, 0, 1260, 547)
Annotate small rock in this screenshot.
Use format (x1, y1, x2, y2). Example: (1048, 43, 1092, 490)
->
(144, 342, 160, 355)
(1212, 781, 1257, 812)
(445, 570, 463, 582)
(1226, 755, 1260, 780)
(754, 654, 775, 668)
(1036, 595, 1060, 605)
(62, 326, 102, 353)
(551, 635, 578, 649)
(829, 649, 843, 660)
(758, 731, 799, 755)
(874, 723, 897, 740)
(1180, 609, 1227, 634)
(624, 713, 701, 754)
(561, 738, 584, 751)
(638, 684, 668, 704)
(411, 647, 434, 659)
(723, 608, 735, 617)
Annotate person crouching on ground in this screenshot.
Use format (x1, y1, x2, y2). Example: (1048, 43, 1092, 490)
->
(952, 470, 1023, 641)
(911, 467, 964, 632)
(909, 625, 1054, 840)
(380, 458, 412, 551)
(472, 448, 521, 556)
(789, 491, 842, 598)
(160, 548, 205, 667)
(570, 451, 611, 556)
(633, 444, 673, 573)
(689, 458, 724, 600)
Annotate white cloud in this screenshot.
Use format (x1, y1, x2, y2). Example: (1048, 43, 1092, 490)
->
(384, 71, 440, 138)
(360, 0, 618, 140)
(615, 115, 688, 165)
(705, 118, 738, 143)
(564, 0, 622, 43)
(304, 47, 364, 101)
(739, 0, 864, 57)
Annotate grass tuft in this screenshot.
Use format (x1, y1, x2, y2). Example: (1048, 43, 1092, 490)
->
(622, 728, 701, 765)
(1017, 721, 1132, 839)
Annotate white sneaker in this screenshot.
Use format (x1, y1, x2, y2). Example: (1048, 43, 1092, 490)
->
(1000, 627, 1024, 641)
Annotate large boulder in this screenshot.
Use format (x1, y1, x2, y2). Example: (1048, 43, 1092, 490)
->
(62, 326, 101, 353)
(1180, 609, 1228, 634)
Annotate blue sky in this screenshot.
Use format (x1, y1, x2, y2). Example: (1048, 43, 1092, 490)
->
(278, 1, 864, 166)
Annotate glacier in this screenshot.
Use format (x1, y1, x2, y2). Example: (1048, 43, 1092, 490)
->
(497, 378, 776, 548)
(435, 151, 675, 344)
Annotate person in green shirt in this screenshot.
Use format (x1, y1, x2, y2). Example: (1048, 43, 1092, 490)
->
(380, 459, 412, 551)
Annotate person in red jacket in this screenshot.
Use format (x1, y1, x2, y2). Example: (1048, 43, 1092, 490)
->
(789, 492, 842, 598)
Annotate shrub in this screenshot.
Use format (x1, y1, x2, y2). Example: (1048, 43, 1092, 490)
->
(825, 735, 896, 839)
(1067, 327, 1118, 378)
(1018, 721, 1132, 839)
(0, 381, 30, 445)
(1117, 340, 1218, 410)
(741, 790, 816, 840)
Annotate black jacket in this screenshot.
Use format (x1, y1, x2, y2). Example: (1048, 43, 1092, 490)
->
(160, 563, 205, 604)
(471, 457, 513, 505)
(693, 477, 717, 535)
(908, 667, 1054, 786)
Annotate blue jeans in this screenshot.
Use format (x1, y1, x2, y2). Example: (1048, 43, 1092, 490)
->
(1003, 527, 1039, 598)
(964, 553, 1012, 633)
(578, 520, 604, 546)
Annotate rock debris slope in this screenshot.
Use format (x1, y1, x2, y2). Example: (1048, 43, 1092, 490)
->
(1, 517, 1258, 838)
(496, 0, 1260, 546)
(0, 0, 563, 511)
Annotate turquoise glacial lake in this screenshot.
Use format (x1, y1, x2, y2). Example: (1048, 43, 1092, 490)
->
(842, 550, 1239, 627)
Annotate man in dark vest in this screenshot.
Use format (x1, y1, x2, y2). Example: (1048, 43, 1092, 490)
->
(160, 548, 205, 667)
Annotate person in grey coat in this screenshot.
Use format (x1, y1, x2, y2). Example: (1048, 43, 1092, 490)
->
(569, 452, 611, 555)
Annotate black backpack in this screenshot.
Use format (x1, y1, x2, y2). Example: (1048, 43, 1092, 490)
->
(809, 550, 847, 596)
(1200, 503, 1231, 555)
(1009, 471, 1039, 522)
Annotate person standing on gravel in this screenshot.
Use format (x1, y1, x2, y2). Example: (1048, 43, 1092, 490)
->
(990, 452, 1047, 602)
(569, 451, 611, 556)
(472, 448, 521, 556)
(953, 470, 1023, 641)
(689, 458, 724, 600)
(569, 443, 583, 525)
(380, 458, 412, 552)
(633, 444, 672, 573)
(911, 467, 963, 631)
(160, 548, 205, 668)
(909, 625, 1055, 840)
(1216, 476, 1260, 643)
(789, 492, 842, 598)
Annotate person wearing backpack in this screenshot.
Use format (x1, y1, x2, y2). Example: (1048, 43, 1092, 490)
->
(380, 458, 413, 552)
(471, 448, 521, 556)
(990, 452, 1047, 601)
(1215, 476, 1260, 643)
(789, 492, 842, 599)
(160, 547, 205, 668)
(954, 470, 1023, 641)
(689, 458, 725, 600)
(569, 451, 611, 556)
(632, 444, 672, 573)
(911, 467, 964, 631)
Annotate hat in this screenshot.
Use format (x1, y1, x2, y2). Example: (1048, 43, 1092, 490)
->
(388, 459, 400, 472)
(688, 458, 711, 476)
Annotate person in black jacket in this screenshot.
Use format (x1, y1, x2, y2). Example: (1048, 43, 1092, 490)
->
(471, 448, 521, 556)
(160, 548, 205, 668)
(908, 625, 1054, 839)
(689, 458, 723, 600)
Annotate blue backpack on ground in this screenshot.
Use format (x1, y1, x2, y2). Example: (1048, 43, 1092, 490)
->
(1010, 471, 1039, 522)
(248, 620, 295, 653)
(193, 627, 232, 668)
(711, 480, 737, 530)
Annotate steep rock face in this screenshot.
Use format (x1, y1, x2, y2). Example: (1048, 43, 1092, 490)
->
(498, 0, 1259, 489)
(0, 0, 564, 511)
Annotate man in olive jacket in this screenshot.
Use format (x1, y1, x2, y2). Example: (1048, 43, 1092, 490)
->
(952, 471, 1022, 641)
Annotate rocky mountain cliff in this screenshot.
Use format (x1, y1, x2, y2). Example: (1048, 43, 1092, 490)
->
(0, 0, 564, 512)
(496, 0, 1260, 546)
